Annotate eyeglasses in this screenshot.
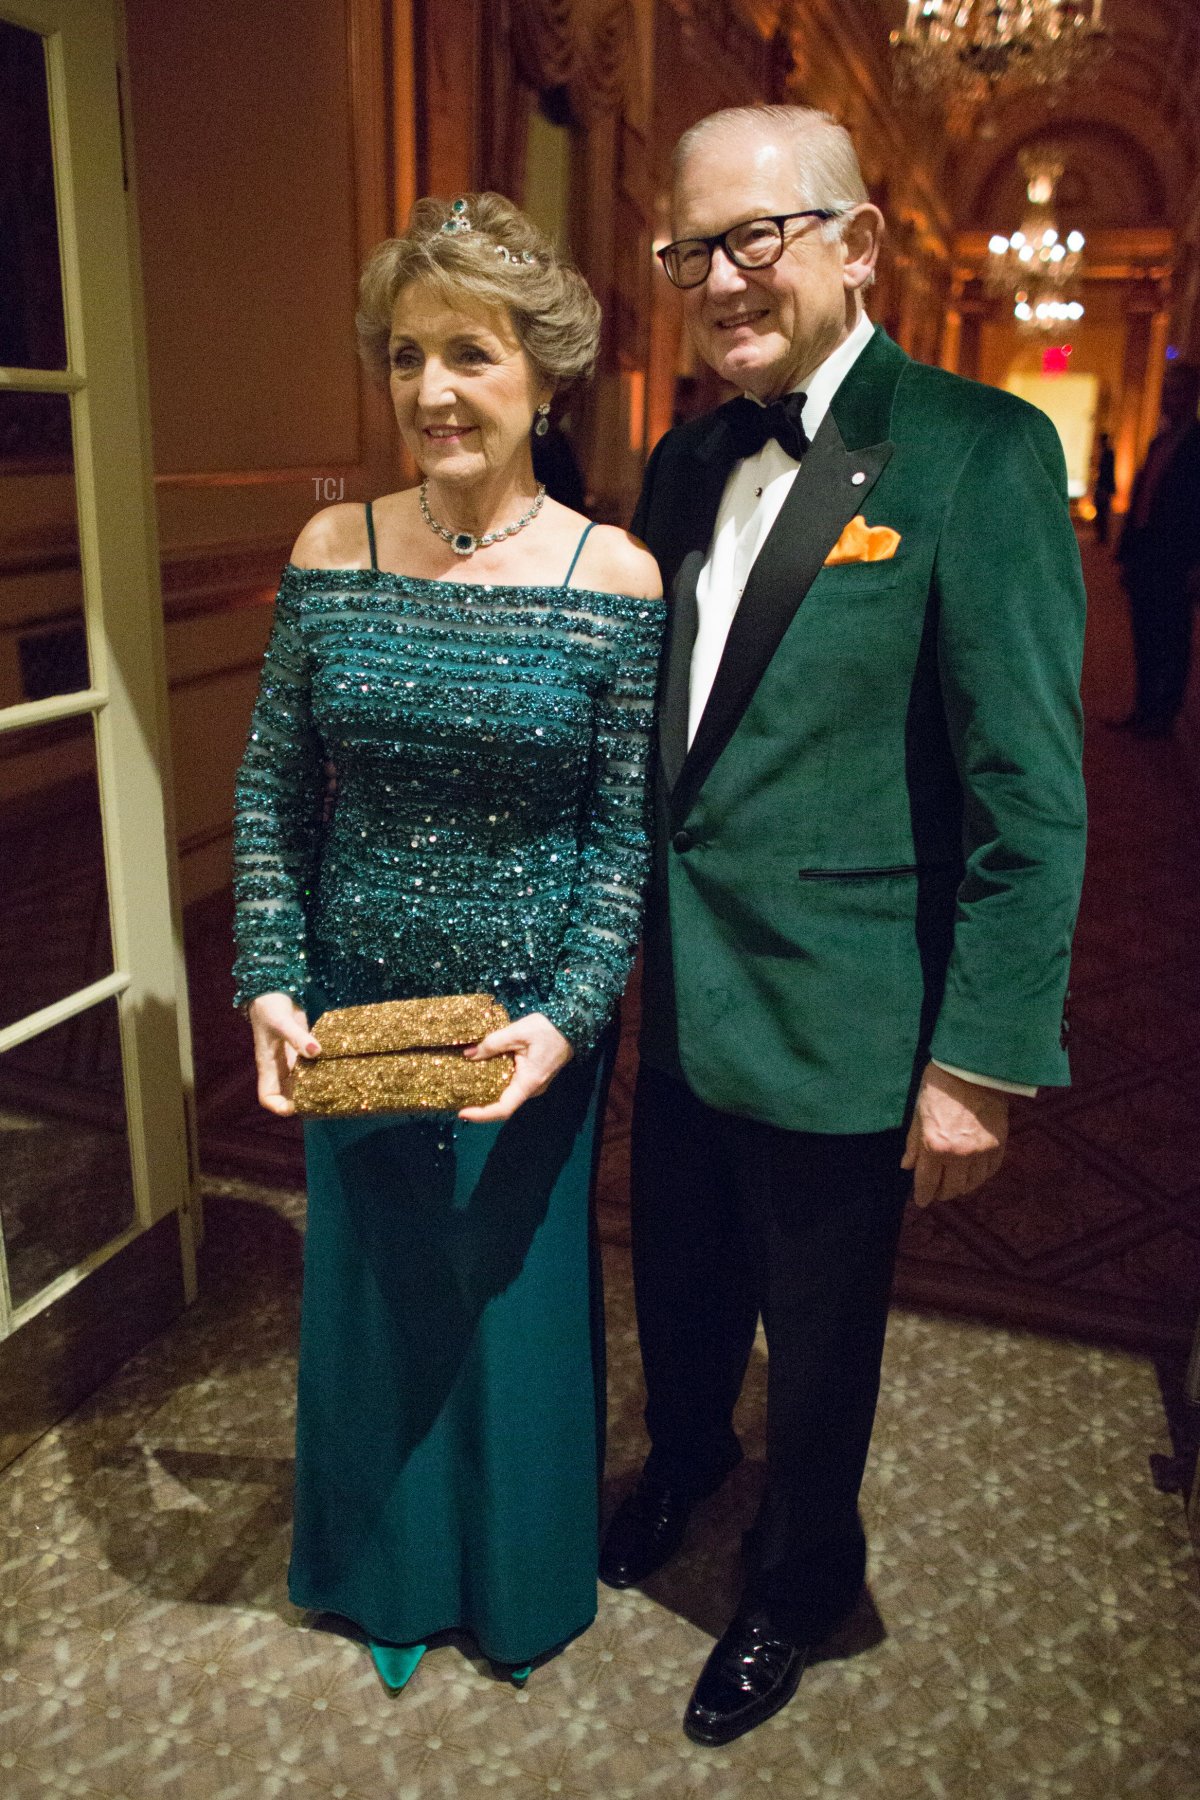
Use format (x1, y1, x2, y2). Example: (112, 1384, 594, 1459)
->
(656, 211, 842, 290)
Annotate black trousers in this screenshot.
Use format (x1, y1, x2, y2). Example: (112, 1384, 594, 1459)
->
(629, 1062, 910, 1640)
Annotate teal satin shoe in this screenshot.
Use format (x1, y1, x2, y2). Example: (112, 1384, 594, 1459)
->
(509, 1664, 532, 1687)
(368, 1638, 426, 1692)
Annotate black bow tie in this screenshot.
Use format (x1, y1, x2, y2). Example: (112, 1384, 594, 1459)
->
(722, 392, 810, 463)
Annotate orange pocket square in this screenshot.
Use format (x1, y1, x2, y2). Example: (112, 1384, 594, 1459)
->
(824, 515, 901, 565)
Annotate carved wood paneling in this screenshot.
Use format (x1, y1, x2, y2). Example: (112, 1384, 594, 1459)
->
(128, 0, 394, 547)
(418, 0, 480, 195)
(114, 1, 399, 902)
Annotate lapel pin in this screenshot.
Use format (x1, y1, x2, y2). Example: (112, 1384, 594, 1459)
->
(851, 471, 866, 486)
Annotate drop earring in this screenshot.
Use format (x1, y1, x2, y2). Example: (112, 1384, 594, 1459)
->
(534, 402, 550, 438)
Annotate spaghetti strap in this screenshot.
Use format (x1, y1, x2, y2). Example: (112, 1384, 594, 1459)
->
(562, 522, 596, 589)
(364, 500, 378, 571)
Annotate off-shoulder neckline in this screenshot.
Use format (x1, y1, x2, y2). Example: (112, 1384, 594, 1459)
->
(281, 562, 663, 607)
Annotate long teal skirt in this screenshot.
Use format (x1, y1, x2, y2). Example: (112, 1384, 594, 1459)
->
(288, 1041, 610, 1666)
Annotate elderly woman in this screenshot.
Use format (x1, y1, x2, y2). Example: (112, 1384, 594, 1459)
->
(232, 193, 663, 1688)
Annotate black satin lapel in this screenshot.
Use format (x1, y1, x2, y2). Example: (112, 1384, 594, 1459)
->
(659, 552, 700, 791)
(657, 441, 735, 792)
(671, 415, 894, 828)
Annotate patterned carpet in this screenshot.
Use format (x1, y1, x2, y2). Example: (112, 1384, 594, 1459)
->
(189, 531, 1200, 1351)
(0, 1174, 1197, 1798)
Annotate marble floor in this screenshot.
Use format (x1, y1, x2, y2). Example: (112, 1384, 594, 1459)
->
(0, 1172, 1197, 1800)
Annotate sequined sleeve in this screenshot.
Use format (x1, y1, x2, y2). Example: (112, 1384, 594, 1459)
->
(539, 597, 665, 1052)
(231, 572, 324, 1009)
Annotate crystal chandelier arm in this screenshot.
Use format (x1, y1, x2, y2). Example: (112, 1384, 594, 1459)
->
(891, 0, 1109, 99)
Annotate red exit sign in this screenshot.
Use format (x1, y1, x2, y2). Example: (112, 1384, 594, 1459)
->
(1042, 344, 1073, 375)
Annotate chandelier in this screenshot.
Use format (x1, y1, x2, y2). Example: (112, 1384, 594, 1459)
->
(1012, 293, 1084, 328)
(987, 153, 1084, 293)
(891, 2, 1109, 104)
(986, 149, 1086, 330)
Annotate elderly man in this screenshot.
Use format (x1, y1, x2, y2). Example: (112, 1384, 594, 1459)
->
(600, 105, 1087, 1745)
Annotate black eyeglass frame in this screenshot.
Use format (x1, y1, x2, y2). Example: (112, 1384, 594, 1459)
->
(656, 210, 844, 290)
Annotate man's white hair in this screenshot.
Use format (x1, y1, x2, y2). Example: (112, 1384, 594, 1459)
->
(673, 105, 871, 246)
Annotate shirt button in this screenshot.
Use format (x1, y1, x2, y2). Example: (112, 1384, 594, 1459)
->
(672, 829, 694, 853)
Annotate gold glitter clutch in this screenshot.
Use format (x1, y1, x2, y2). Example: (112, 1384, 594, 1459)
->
(292, 995, 514, 1116)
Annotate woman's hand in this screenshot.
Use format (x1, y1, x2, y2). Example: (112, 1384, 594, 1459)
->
(458, 1012, 573, 1123)
(247, 993, 321, 1117)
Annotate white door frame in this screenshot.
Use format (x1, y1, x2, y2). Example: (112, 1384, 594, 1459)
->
(0, 0, 197, 1335)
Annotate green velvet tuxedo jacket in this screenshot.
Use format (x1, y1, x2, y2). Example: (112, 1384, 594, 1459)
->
(632, 324, 1087, 1134)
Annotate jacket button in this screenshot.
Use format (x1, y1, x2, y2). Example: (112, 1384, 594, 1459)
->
(672, 829, 693, 853)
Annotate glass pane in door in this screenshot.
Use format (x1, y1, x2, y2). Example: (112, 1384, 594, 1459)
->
(0, 714, 114, 1030)
(0, 390, 86, 707)
(0, 18, 68, 372)
(0, 996, 135, 1307)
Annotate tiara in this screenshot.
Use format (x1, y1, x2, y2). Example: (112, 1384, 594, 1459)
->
(440, 197, 538, 265)
(439, 197, 473, 235)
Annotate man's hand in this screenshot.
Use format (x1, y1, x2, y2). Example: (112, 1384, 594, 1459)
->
(901, 1063, 1009, 1208)
(458, 1012, 573, 1123)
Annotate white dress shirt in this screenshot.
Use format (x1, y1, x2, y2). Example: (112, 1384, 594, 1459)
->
(688, 308, 1035, 1099)
(688, 311, 877, 745)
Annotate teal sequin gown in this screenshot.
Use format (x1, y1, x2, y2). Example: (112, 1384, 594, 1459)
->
(232, 554, 664, 1664)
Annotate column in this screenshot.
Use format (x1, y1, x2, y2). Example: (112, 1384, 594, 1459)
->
(939, 277, 964, 374)
(1115, 301, 1153, 513)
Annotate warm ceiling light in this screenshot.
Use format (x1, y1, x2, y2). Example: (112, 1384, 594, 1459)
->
(891, 1, 1109, 106)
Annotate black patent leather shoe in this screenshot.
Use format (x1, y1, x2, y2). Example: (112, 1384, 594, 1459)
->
(599, 1478, 694, 1589)
(683, 1607, 810, 1746)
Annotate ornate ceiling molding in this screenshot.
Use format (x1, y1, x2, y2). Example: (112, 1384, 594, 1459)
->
(973, 120, 1169, 227)
(955, 98, 1185, 230)
(931, 0, 1200, 229)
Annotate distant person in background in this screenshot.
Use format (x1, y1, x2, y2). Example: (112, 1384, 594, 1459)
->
(1116, 362, 1200, 738)
(1092, 430, 1116, 546)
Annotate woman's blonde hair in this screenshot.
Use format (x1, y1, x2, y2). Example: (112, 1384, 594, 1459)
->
(357, 193, 601, 389)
